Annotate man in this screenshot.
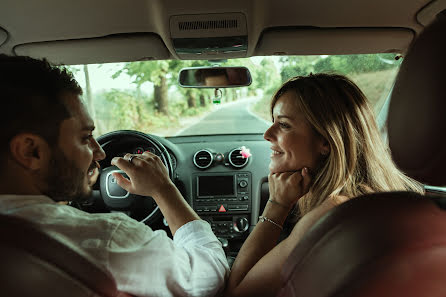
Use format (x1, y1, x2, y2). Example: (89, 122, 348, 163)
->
(0, 54, 229, 297)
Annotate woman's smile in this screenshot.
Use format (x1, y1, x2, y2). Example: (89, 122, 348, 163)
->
(264, 91, 326, 173)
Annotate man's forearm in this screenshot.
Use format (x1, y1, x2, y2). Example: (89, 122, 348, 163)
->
(154, 182, 201, 235)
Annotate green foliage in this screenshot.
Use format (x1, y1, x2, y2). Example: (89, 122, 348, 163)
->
(90, 53, 402, 136)
(252, 93, 273, 122)
(103, 89, 152, 130)
(277, 54, 400, 82)
(313, 54, 400, 75)
(252, 54, 401, 121)
(349, 68, 399, 114)
(113, 61, 170, 86)
(279, 56, 318, 82)
(258, 58, 281, 95)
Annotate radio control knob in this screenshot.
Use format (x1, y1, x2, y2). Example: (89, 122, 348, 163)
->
(233, 217, 249, 233)
(239, 180, 248, 188)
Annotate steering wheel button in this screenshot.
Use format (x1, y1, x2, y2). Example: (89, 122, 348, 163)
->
(105, 171, 130, 199)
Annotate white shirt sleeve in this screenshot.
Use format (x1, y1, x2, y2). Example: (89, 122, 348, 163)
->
(106, 218, 229, 297)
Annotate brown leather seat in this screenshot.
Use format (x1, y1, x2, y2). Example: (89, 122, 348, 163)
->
(277, 10, 446, 297)
(387, 11, 446, 186)
(277, 192, 446, 297)
(0, 214, 130, 297)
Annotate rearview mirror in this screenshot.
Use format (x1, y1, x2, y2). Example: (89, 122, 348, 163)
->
(179, 66, 252, 88)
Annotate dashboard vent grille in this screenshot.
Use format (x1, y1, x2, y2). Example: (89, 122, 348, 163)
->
(229, 148, 249, 168)
(179, 19, 238, 31)
(193, 149, 213, 169)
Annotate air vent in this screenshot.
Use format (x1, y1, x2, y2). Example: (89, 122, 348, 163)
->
(229, 148, 249, 168)
(193, 149, 213, 169)
(179, 19, 238, 31)
(170, 13, 247, 39)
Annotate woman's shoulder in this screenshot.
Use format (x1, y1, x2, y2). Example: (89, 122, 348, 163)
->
(329, 195, 350, 205)
(286, 195, 349, 244)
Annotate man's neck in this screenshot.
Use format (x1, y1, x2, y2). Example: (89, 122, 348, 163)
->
(0, 170, 43, 196)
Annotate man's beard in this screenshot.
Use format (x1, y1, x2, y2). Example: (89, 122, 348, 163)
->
(44, 147, 92, 202)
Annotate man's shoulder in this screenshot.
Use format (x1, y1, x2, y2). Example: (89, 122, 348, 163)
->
(57, 204, 147, 230)
(0, 194, 149, 235)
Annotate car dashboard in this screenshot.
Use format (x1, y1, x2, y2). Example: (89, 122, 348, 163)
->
(95, 132, 272, 256)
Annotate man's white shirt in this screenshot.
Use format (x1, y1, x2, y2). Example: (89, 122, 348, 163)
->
(0, 195, 229, 297)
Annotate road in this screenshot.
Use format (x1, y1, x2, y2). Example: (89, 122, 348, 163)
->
(176, 97, 271, 136)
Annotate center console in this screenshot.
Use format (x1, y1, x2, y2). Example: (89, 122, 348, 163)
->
(192, 172, 251, 239)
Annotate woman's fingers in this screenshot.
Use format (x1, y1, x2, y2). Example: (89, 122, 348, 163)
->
(301, 167, 312, 194)
(268, 168, 313, 206)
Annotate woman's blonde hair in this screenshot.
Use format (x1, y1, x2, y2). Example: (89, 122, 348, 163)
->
(271, 73, 423, 217)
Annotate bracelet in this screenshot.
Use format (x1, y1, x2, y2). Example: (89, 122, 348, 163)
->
(258, 216, 283, 230)
(268, 199, 289, 209)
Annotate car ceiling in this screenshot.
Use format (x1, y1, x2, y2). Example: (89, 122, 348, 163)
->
(0, 0, 444, 65)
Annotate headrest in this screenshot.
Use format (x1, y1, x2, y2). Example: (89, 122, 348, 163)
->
(278, 192, 446, 297)
(388, 11, 446, 186)
(0, 214, 119, 297)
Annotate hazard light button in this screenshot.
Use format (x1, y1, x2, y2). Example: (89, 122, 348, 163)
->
(218, 204, 227, 212)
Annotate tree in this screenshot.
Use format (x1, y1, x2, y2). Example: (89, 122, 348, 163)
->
(257, 58, 281, 95)
(279, 56, 318, 82)
(199, 94, 207, 107)
(83, 65, 95, 120)
(186, 89, 197, 108)
(169, 59, 213, 108)
(313, 54, 399, 75)
(113, 61, 170, 114)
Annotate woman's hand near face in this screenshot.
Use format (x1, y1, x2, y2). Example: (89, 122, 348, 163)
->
(226, 167, 312, 297)
(268, 167, 312, 209)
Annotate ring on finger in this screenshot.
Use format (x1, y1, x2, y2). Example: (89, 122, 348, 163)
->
(128, 155, 137, 164)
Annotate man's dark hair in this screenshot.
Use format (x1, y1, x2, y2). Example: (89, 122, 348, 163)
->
(0, 54, 82, 158)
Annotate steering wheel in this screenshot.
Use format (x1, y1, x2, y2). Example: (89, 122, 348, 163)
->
(96, 130, 173, 225)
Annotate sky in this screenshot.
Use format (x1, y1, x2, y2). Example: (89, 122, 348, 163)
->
(71, 62, 154, 95)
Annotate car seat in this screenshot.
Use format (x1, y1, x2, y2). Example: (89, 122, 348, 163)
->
(0, 214, 131, 297)
(277, 10, 446, 297)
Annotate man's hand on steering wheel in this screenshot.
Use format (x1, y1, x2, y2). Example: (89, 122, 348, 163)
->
(111, 151, 174, 200)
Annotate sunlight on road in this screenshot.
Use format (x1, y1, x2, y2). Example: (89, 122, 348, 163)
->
(176, 97, 270, 136)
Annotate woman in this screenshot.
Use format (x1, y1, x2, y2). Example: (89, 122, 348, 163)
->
(225, 73, 423, 297)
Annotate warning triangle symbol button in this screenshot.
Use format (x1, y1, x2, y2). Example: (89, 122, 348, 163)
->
(218, 205, 226, 212)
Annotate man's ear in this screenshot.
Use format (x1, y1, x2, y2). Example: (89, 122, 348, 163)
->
(9, 134, 51, 170)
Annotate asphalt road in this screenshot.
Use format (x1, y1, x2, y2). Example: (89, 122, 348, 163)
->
(177, 97, 271, 136)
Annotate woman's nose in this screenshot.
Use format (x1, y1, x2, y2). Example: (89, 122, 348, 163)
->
(264, 125, 275, 142)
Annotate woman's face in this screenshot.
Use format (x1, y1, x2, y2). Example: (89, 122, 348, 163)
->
(264, 91, 328, 174)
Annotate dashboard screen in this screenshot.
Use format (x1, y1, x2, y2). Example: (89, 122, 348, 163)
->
(198, 175, 235, 197)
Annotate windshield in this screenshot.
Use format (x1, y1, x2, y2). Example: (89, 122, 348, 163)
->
(69, 54, 402, 137)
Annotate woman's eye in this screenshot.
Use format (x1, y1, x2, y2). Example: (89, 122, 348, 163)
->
(279, 122, 290, 128)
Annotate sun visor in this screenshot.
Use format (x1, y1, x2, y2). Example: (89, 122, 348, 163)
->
(255, 28, 414, 55)
(14, 33, 170, 65)
(0, 27, 8, 47)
